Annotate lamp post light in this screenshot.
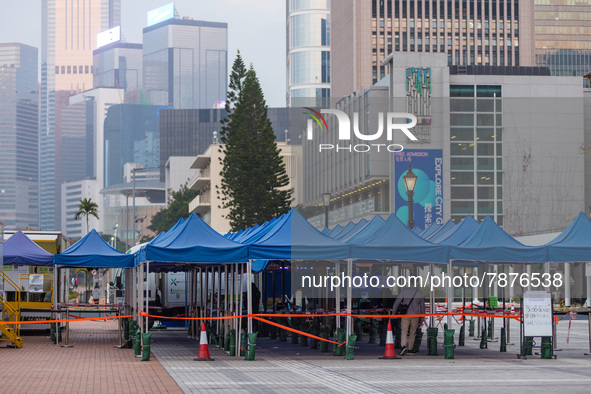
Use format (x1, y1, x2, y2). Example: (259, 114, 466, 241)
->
(403, 164, 418, 229)
(131, 165, 160, 246)
(322, 192, 331, 229)
(113, 224, 118, 250)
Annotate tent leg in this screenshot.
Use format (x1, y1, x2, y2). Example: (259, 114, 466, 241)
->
(335, 262, 340, 330)
(429, 263, 435, 328)
(447, 260, 453, 327)
(247, 260, 253, 334)
(346, 259, 353, 340)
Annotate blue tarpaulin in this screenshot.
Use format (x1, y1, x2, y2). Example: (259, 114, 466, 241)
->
(138, 213, 249, 264)
(249, 208, 350, 260)
(546, 212, 591, 262)
(450, 216, 547, 263)
(3, 231, 54, 266)
(350, 215, 449, 263)
(54, 229, 135, 268)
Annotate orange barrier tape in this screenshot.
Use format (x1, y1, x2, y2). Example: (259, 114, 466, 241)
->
(251, 315, 344, 347)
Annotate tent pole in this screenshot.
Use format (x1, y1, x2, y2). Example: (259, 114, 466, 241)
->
(335, 261, 340, 330)
(447, 259, 453, 327)
(346, 259, 353, 339)
(139, 264, 144, 343)
(247, 260, 253, 333)
(565, 263, 571, 307)
(429, 263, 435, 327)
(145, 261, 149, 334)
(237, 264, 243, 358)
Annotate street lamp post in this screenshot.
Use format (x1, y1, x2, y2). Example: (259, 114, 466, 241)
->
(131, 165, 160, 246)
(403, 164, 418, 229)
(322, 193, 331, 229)
(113, 224, 118, 250)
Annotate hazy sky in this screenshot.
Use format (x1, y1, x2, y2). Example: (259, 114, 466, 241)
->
(0, 0, 286, 107)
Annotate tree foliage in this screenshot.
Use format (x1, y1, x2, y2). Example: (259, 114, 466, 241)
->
(219, 53, 293, 231)
(74, 197, 99, 234)
(147, 183, 199, 234)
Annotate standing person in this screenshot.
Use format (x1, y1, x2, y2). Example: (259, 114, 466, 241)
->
(74, 278, 78, 290)
(92, 283, 101, 304)
(392, 286, 425, 356)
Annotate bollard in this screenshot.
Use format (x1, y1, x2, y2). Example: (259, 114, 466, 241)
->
(412, 327, 423, 354)
(444, 329, 455, 360)
(219, 324, 225, 349)
(345, 334, 358, 360)
(369, 319, 377, 344)
(333, 328, 346, 356)
(229, 329, 236, 356)
(224, 326, 231, 352)
(479, 328, 488, 349)
(132, 334, 142, 357)
(123, 317, 130, 343)
(244, 332, 258, 361)
(310, 324, 319, 350)
(240, 329, 247, 357)
(291, 319, 299, 345)
(459, 325, 465, 347)
(522, 337, 533, 356)
(500, 327, 507, 352)
(468, 319, 475, 337)
(141, 333, 152, 361)
(427, 327, 438, 356)
(320, 331, 329, 353)
(354, 319, 363, 342)
(488, 320, 493, 339)
(50, 322, 56, 343)
(541, 337, 553, 359)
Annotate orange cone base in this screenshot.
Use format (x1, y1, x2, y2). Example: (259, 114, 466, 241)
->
(379, 355, 401, 359)
(193, 357, 215, 361)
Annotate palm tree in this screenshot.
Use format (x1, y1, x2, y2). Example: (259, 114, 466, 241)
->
(74, 198, 99, 234)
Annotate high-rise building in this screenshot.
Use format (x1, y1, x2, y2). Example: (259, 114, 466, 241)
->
(143, 16, 228, 109)
(93, 42, 143, 103)
(330, 0, 534, 98)
(533, 0, 591, 87)
(40, 0, 121, 230)
(0, 43, 39, 230)
(286, 0, 331, 107)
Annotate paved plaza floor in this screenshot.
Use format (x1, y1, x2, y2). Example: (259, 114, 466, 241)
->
(3, 316, 591, 393)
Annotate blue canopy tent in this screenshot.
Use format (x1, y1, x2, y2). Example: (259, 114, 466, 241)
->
(430, 215, 480, 245)
(411, 226, 424, 235)
(54, 229, 135, 268)
(419, 223, 440, 239)
(350, 215, 449, 263)
(137, 213, 249, 265)
(331, 221, 358, 240)
(546, 212, 591, 262)
(326, 224, 344, 238)
(333, 218, 369, 241)
(425, 219, 456, 241)
(339, 215, 385, 244)
(450, 216, 547, 263)
(3, 231, 54, 266)
(249, 208, 350, 260)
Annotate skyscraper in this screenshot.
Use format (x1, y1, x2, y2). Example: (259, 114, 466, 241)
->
(143, 16, 228, 109)
(286, 0, 331, 107)
(40, 0, 120, 230)
(330, 0, 534, 98)
(533, 0, 591, 87)
(0, 43, 39, 230)
(93, 42, 143, 103)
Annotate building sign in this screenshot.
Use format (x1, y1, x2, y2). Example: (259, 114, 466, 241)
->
(147, 2, 175, 27)
(395, 149, 443, 230)
(97, 26, 121, 48)
(406, 67, 431, 143)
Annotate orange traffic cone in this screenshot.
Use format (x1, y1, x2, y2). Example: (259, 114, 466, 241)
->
(379, 320, 400, 359)
(194, 322, 214, 361)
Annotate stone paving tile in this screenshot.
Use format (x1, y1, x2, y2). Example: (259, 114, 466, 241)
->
(0, 319, 182, 394)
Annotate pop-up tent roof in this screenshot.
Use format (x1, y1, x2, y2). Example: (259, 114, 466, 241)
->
(137, 213, 249, 264)
(54, 229, 135, 268)
(350, 215, 449, 263)
(430, 215, 479, 245)
(333, 219, 369, 241)
(411, 226, 424, 235)
(3, 231, 54, 266)
(340, 215, 385, 244)
(450, 216, 547, 263)
(425, 219, 456, 241)
(419, 223, 441, 239)
(326, 224, 344, 238)
(249, 208, 350, 260)
(546, 212, 591, 262)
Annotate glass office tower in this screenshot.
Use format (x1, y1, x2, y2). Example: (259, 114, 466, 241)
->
(0, 43, 39, 230)
(143, 18, 228, 109)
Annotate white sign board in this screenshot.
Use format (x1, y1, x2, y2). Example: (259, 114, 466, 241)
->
(97, 26, 121, 48)
(523, 291, 553, 337)
(28, 274, 44, 293)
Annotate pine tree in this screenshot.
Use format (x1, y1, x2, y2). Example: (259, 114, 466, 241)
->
(219, 59, 293, 231)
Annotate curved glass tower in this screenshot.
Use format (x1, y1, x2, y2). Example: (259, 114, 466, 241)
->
(286, 0, 331, 107)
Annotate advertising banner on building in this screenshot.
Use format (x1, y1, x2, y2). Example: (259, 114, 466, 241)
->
(395, 149, 443, 230)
